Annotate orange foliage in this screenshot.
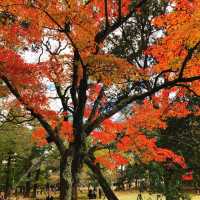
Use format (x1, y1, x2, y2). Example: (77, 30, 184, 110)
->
(0, 48, 59, 120)
(91, 119, 124, 145)
(60, 121, 74, 142)
(0, 0, 199, 173)
(95, 152, 129, 170)
(92, 89, 191, 169)
(146, 0, 200, 95)
(87, 54, 140, 85)
(32, 127, 48, 147)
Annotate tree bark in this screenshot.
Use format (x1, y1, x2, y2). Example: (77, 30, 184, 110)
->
(71, 179, 78, 200)
(5, 155, 12, 199)
(71, 147, 79, 200)
(60, 153, 73, 200)
(85, 158, 119, 200)
(24, 172, 31, 197)
(32, 168, 40, 198)
(71, 141, 84, 200)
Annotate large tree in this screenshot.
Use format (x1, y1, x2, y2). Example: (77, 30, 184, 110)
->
(0, 0, 200, 200)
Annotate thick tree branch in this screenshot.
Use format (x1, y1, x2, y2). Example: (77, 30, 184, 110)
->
(85, 40, 200, 135)
(54, 82, 73, 115)
(86, 86, 105, 125)
(84, 75, 200, 134)
(1, 76, 66, 153)
(84, 156, 119, 200)
(118, 0, 122, 21)
(179, 41, 200, 79)
(153, 69, 177, 88)
(70, 50, 79, 110)
(104, 0, 109, 28)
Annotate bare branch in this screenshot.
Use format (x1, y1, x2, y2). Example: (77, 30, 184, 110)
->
(1, 76, 66, 153)
(86, 86, 105, 125)
(84, 75, 200, 134)
(104, 0, 109, 28)
(118, 0, 122, 21)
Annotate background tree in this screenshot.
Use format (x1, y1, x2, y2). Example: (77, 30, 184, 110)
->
(158, 114, 200, 200)
(0, 122, 32, 198)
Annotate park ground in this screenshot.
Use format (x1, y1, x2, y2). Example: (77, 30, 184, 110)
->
(79, 191, 200, 200)
(113, 191, 200, 200)
(11, 191, 200, 200)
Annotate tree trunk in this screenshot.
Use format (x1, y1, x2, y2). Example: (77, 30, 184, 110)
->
(85, 158, 119, 200)
(5, 155, 12, 199)
(60, 153, 73, 200)
(32, 168, 40, 198)
(71, 150, 79, 200)
(164, 171, 180, 200)
(71, 181, 78, 200)
(71, 142, 84, 200)
(24, 172, 31, 197)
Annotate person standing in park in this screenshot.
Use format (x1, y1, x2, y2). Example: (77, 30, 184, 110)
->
(92, 189, 96, 199)
(88, 189, 97, 199)
(88, 189, 93, 199)
(98, 188, 102, 199)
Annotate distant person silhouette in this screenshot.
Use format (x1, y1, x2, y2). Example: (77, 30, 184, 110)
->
(98, 188, 102, 199)
(92, 189, 96, 199)
(46, 195, 50, 200)
(49, 195, 54, 200)
(88, 189, 93, 199)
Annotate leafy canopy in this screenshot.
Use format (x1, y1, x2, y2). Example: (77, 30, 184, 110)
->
(0, 0, 200, 171)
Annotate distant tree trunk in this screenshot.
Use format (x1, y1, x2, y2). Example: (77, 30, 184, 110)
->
(164, 171, 180, 200)
(85, 158, 119, 200)
(164, 174, 170, 200)
(24, 172, 31, 197)
(32, 168, 40, 198)
(128, 182, 132, 189)
(135, 179, 138, 189)
(5, 155, 12, 199)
